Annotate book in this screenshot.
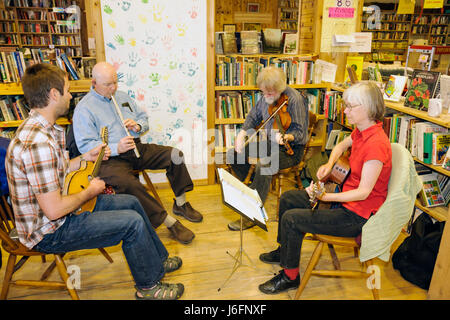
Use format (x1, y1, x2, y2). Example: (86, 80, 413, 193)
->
(344, 56, 364, 83)
(383, 75, 407, 102)
(442, 148, 450, 171)
(262, 28, 283, 54)
(240, 31, 259, 54)
(415, 122, 448, 162)
(418, 172, 446, 207)
(404, 69, 441, 111)
(221, 32, 237, 54)
(432, 133, 450, 166)
(423, 131, 433, 164)
(283, 33, 298, 54)
(440, 75, 450, 111)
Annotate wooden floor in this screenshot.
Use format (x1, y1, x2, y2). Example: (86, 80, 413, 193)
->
(0, 181, 429, 300)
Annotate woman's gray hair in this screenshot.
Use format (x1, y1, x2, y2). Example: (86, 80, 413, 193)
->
(343, 81, 385, 121)
(256, 66, 287, 94)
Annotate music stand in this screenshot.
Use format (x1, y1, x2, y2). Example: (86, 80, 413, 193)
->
(216, 168, 272, 291)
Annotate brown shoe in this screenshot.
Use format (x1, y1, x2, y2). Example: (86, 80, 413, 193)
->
(173, 200, 203, 223)
(168, 220, 195, 244)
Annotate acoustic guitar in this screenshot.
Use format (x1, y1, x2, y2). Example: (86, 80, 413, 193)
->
(63, 127, 108, 214)
(309, 153, 350, 210)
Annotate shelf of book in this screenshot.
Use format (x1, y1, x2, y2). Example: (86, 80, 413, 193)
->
(415, 199, 448, 222)
(215, 83, 330, 91)
(0, 79, 91, 95)
(0, 117, 70, 128)
(384, 101, 450, 129)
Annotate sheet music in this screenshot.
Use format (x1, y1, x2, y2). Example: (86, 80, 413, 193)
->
(217, 168, 268, 225)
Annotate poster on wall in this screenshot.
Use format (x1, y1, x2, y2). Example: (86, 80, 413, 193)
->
(321, 0, 359, 52)
(100, 0, 207, 182)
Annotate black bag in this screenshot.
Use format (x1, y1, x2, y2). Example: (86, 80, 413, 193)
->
(392, 213, 445, 290)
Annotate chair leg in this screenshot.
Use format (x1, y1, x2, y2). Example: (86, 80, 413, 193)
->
(54, 254, 79, 300)
(294, 241, 324, 300)
(277, 175, 283, 215)
(327, 244, 341, 270)
(0, 254, 17, 300)
(140, 170, 164, 207)
(98, 248, 113, 263)
(365, 259, 380, 300)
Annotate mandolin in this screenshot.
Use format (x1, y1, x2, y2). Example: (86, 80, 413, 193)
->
(63, 127, 108, 214)
(309, 153, 350, 210)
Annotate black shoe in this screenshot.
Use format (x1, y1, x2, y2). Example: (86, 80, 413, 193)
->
(258, 270, 300, 295)
(259, 246, 281, 265)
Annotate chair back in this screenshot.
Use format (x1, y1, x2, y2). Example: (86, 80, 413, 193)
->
(359, 143, 423, 262)
(66, 124, 82, 158)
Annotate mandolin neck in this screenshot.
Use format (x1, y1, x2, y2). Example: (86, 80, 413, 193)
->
(91, 146, 106, 178)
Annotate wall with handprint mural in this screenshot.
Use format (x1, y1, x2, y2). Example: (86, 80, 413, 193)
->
(100, 0, 207, 182)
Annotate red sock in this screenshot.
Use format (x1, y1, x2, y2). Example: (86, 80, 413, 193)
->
(283, 268, 299, 280)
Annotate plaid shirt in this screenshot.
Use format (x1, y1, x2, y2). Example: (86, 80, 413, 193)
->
(5, 110, 69, 249)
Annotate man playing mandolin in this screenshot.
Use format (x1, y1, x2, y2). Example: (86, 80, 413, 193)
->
(257, 81, 392, 295)
(226, 66, 309, 231)
(72, 62, 203, 245)
(5, 63, 185, 300)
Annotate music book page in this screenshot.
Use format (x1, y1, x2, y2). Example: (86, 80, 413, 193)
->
(217, 168, 268, 226)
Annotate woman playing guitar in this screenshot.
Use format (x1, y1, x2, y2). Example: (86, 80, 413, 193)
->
(257, 81, 393, 295)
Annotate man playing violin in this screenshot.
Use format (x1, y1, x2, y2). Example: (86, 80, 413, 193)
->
(226, 66, 309, 231)
(72, 62, 203, 245)
(5, 63, 185, 300)
(257, 81, 392, 295)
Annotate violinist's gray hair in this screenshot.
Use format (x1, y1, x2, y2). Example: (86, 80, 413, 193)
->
(256, 66, 287, 94)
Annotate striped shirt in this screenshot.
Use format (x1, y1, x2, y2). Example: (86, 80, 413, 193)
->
(5, 110, 68, 249)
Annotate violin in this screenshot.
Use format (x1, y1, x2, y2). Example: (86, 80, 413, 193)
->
(243, 93, 294, 156)
(268, 93, 294, 156)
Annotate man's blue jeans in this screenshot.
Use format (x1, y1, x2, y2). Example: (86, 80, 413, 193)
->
(35, 194, 168, 289)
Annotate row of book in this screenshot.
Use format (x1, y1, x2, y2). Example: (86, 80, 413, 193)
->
(0, 96, 29, 122)
(215, 124, 242, 149)
(216, 29, 298, 56)
(216, 56, 317, 87)
(383, 115, 449, 167)
(215, 88, 327, 121)
(0, 48, 81, 82)
(215, 91, 261, 120)
(372, 32, 409, 40)
(3, 0, 76, 7)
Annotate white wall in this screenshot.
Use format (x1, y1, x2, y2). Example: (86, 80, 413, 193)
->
(100, 0, 207, 182)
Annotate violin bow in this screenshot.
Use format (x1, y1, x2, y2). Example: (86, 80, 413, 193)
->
(243, 98, 288, 148)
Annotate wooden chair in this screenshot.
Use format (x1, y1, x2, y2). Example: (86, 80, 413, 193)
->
(0, 195, 81, 300)
(270, 111, 319, 211)
(133, 169, 165, 207)
(294, 234, 379, 300)
(294, 143, 421, 300)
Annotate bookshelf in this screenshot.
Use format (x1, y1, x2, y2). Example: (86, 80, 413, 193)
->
(330, 84, 449, 222)
(0, 1, 84, 58)
(361, 9, 450, 62)
(278, 0, 299, 32)
(214, 53, 329, 157)
(0, 79, 90, 137)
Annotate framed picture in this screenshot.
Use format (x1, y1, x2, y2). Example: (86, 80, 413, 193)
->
(223, 24, 236, 33)
(243, 23, 261, 32)
(247, 2, 260, 13)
